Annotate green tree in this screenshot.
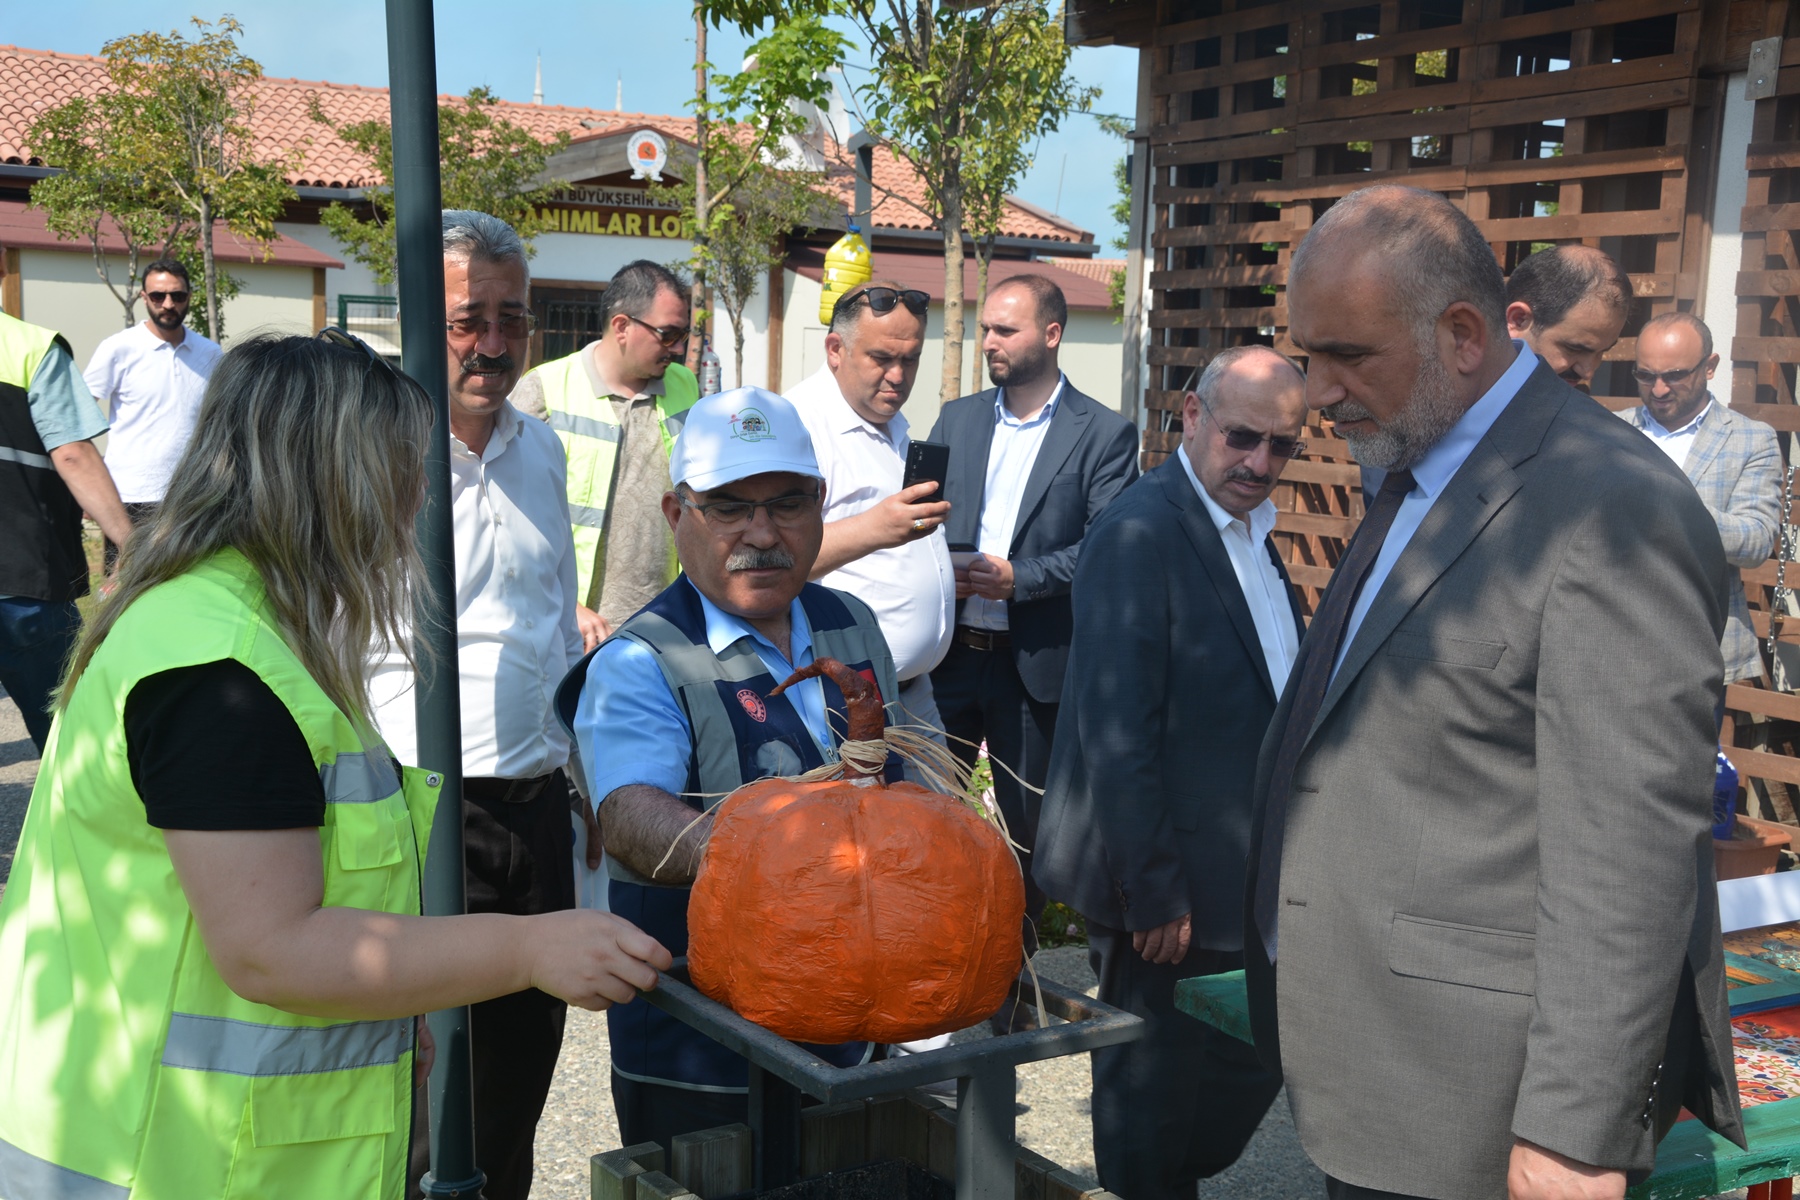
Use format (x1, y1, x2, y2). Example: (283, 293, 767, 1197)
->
(312, 88, 570, 286)
(27, 90, 182, 328)
(103, 18, 294, 340)
(683, 3, 847, 372)
(850, 1, 1095, 402)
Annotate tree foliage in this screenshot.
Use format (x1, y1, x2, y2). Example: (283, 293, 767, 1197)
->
(849, 1, 1096, 401)
(27, 17, 293, 337)
(312, 88, 571, 287)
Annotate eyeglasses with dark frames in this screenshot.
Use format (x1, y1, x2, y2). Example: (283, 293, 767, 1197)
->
(831, 286, 930, 323)
(1201, 396, 1307, 459)
(145, 290, 190, 305)
(627, 314, 693, 348)
(1631, 361, 1707, 388)
(444, 312, 537, 341)
(679, 489, 822, 532)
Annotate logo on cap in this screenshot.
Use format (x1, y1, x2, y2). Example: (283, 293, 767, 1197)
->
(736, 688, 767, 722)
(731, 408, 774, 442)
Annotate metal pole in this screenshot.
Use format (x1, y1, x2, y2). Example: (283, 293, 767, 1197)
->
(384, 2, 485, 1197)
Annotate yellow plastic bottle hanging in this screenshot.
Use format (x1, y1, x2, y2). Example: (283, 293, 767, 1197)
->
(818, 225, 872, 325)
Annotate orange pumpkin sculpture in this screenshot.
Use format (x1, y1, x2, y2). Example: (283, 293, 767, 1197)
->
(687, 657, 1026, 1045)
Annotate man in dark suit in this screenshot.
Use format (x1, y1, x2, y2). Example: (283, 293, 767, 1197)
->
(928, 275, 1139, 935)
(1035, 345, 1307, 1200)
(1245, 185, 1743, 1200)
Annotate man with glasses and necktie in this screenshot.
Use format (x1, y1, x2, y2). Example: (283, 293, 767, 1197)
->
(83, 257, 221, 569)
(365, 211, 585, 1200)
(1620, 311, 1780, 692)
(1034, 345, 1306, 1200)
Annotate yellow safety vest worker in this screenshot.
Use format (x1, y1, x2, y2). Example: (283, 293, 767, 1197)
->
(0, 313, 88, 604)
(0, 548, 442, 1200)
(522, 350, 699, 604)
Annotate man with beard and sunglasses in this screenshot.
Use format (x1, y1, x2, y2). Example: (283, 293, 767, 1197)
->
(560, 386, 901, 1150)
(83, 258, 221, 568)
(928, 275, 1137, 982)
(1243, 185, 1742, 1200)
(365, 211, 585, 1200)
(1035, 345, 1305, 1200)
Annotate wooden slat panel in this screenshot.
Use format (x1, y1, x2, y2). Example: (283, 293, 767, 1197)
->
(1276, 511, 1360, 539)
(1278, 459, 1363, 486)
(1724, 744, 1800, 788)
(1727, 684, 1800, 723)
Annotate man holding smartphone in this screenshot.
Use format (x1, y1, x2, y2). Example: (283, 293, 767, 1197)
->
(784, 280, 956, 742)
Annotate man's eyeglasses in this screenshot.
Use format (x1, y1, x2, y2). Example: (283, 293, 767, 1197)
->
(445, 312, 537, 341)
(832, 286, 930, 323)
(627, 314, 692, 349)
(1632, 362, 1706, 388)
(318, 326, 402, 382)
(1201, 397, 1306, 459)
(680, 490, 821, 531)
(145, 290, 189, 305)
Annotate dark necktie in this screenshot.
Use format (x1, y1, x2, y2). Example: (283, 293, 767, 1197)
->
(1252, 468, 1416, 959)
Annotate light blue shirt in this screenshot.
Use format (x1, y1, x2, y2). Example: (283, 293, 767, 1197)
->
(574, 584, 831, 804)
(1334, 342, 1537, 676)
(963, 374, 1066, 630)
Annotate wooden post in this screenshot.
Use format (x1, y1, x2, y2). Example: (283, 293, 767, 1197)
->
(1, 248, 20, 319)
(800, 1100, 868, 1177)
(670, 1124, 752, 1199)
(635, 1171, 693, 1200)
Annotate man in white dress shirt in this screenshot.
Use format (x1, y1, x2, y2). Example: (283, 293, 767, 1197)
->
(784, 280, 955, 737)
(83, 258, 221, 567)
(368, 211, 582, 1200)
(1033, 345, 1305, 1200)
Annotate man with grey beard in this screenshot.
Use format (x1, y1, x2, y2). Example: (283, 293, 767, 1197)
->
(1243, 185, 1743, 1200)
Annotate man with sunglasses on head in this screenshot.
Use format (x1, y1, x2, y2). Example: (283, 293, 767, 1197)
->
(784, 280, 955, 748)
(929, 275, 1138, 977)
(562, 386, 900, 1151)
(1036, 345, 1305, 1200)
(83, 257, 221, 569)
(366, 211, 584, 1200)
(1622, 311, 1780, 691)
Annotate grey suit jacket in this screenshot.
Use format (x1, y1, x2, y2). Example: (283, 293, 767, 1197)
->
(928, 382, 1139, 703)
(1619, 398, 1781, 683)
(1244, 363, 1744, 1197)
(1033, 459, 1302, 943)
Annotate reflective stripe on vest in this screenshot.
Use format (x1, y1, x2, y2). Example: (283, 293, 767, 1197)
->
(0, 445, 52, 470)
(549, 410, 622, 444)
(0, 1136, 130, 1200)
(320, 750, 401, 805)
(161, 1013, 412, 1076)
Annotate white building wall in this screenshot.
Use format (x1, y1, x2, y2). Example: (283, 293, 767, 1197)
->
(279, 220, 386, 320)
(19, 248, 316, 377)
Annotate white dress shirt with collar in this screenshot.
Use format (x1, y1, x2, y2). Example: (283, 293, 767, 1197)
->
(82, 322, 222, 503)
(1638, 395, 1714, 468)
(786, 365, 956, 681)
(1178, 445, 1299, 695)
(963, 374, 1068, 631)
(370, 400, 583, 778)
(1335, 341, 1538, 675)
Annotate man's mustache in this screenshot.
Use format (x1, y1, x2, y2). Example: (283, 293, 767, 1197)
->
(727, 546, 795, 571)
(1226, 465, 1273, 487)
(1322, 400, 1375, 425)
(461, 352, 514, 375)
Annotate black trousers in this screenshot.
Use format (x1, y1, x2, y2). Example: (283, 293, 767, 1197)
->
(611, 1072, 750, 1153)
(1087, 926, 1282, 1200)
(931, 636, 1056, 919)
(410, 770, 576, 1200)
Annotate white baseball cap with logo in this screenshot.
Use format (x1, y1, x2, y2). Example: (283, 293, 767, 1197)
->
(669, 386, 823, 492)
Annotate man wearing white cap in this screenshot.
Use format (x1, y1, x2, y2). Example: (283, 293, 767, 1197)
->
(563, 386, 901, 1150)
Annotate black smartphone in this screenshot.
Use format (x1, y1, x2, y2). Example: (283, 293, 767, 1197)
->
(901, 440, 951, 499)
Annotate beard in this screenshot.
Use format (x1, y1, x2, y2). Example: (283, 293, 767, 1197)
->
(1322, 343, 1464, 471)
(148, 305, 186, 331)
(987, 340, 1050, 388)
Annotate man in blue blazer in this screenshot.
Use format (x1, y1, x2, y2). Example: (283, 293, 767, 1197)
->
(927, 275, 1138, 941)
(1034, 346, 1307, 1200)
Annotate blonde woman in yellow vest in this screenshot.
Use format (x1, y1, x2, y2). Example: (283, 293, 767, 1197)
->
(0, 333, 671, 1200)
(512, 260, 700, 652)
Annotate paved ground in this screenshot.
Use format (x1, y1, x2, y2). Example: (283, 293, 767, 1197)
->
(0, 686, 1322, 1199)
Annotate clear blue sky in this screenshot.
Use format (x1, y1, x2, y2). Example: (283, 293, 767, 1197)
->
(11, 3, 1139, 253)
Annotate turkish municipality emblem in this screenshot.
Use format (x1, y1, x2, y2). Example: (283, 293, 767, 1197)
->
(627, 129, 669, 182)
(731, 407, 774, 442)
(736, 688, 768, 722)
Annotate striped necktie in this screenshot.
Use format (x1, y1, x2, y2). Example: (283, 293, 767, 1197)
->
(1252, 468, 1415, 959)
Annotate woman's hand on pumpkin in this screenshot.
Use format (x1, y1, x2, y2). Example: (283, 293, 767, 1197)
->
(524, 910, 674, 1010)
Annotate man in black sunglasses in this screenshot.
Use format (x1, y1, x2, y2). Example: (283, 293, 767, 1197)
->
(1035, 345, 1306, 1200)
(82, 256, 221, 569)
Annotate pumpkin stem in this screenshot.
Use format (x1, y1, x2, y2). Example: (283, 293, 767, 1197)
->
(771, 656, 885, 746)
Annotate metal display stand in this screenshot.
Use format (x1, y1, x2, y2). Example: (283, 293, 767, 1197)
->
(642, 964, 1143, 1200)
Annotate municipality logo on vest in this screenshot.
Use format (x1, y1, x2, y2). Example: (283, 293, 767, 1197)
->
(731, 408, 775, 442)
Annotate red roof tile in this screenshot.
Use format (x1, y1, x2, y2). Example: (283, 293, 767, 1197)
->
(0, 197, 343, 267)
(1040, 256, 1125, 283)
(0, 44, 1091, 246)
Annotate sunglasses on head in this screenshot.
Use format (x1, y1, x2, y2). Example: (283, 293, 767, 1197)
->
(832, 286, 929, 322)
(146, 290, 189, 304)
